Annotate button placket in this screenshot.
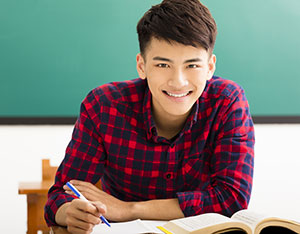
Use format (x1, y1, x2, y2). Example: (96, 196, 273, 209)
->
(165, 146, 175, 185)
(164, 145, 177, 196)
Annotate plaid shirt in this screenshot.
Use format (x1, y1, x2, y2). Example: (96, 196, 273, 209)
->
(45, 76, 255, 226)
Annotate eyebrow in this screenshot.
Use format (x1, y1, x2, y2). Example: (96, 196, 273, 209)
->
(152, 56, 203, 63)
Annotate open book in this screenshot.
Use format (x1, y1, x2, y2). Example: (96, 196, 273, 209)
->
(92, 209, 299, 234)
(92, 219, 166, 233)
(157, 209, 300, 234)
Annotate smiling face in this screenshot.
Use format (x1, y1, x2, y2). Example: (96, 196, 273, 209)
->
(137, 37, 216, 124)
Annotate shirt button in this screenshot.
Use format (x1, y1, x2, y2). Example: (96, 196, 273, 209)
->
(164, 172, 173, 179)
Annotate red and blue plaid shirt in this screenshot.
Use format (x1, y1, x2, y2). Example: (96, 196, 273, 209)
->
(45, 76, 255, 226)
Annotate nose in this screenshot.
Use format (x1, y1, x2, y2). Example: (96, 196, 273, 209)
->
(167, 68, 188, 89)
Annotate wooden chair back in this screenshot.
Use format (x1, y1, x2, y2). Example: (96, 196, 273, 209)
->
(19, 158, 102, 233)
(42, 159, 58, 182)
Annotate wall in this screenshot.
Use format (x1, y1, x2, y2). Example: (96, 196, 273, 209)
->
(0, 124, 299, 233)
(1, 0, 300, 117)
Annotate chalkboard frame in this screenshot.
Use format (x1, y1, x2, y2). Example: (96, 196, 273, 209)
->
(1, 116, 300, 125)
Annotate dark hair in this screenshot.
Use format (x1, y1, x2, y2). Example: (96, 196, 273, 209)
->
(137, 0, 217, 57)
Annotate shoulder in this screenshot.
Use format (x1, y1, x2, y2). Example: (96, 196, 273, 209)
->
(202, 76, 245, 102)
(198, 77, 253, 136)
(199, 76, 249, 118)
(79, 78, 147, 127)
(84, 78, 147, 106)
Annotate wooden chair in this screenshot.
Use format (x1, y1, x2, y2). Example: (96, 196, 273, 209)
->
(19, 159, 103, 234)
(19, 159, 58, 234)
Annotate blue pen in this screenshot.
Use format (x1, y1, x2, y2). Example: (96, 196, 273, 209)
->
(66, 182, 111, 227)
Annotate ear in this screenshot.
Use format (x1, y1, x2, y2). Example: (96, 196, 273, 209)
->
(206, 54, 216, 80)
(136, 53, 146, 79)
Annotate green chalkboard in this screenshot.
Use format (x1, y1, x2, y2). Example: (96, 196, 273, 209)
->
(1, 0, 300, 117)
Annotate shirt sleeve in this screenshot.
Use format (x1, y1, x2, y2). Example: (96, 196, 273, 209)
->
(176, 89, 255, 217)
(44, 92, 107, 226)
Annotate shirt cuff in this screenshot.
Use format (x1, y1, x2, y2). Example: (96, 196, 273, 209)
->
(176, 191, 204, 217)
(45, 193, 77, 226)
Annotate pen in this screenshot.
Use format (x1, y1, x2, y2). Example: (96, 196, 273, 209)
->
(66, 181, 111, 227)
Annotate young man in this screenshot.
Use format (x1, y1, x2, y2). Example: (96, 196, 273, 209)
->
(45, 0, 255, 233)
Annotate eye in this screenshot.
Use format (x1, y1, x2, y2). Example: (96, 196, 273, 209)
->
(156, 63, 169, 68)
(187, 64, 199, 68)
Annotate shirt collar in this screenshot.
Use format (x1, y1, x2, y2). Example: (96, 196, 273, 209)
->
(182, 99, 199, 133)
(143, 86, 156, 141)
(143, 86, 199, 141)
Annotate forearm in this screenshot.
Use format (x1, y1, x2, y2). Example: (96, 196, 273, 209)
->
(54, 196, 184, 225)
(45, 183, 77, 226)
(55, 202, 70, 226)
(176, 181, 251, 217)
(130, 198, 184, 220)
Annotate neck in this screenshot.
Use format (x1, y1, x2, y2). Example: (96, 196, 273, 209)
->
(152, 109, 191, 140)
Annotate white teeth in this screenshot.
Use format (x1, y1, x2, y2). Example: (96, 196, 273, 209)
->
(166, 91, 190, 97)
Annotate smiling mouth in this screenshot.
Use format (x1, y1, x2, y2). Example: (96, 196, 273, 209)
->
(163, 91, 192, 98)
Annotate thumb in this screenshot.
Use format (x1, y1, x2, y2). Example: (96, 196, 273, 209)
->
(91, 201, 107, 215)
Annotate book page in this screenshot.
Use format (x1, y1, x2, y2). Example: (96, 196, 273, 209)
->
(169, 213, 233, 232)
(232, 209, 300, 234)
(231, 209, 268, 230)
(92, 219, 165, 234)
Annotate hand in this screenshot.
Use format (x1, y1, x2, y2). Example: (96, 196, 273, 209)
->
(64, 180, 133, 221)
(56, 199, 106, 234)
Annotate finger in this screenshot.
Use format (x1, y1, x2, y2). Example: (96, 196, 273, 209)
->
(65, 190, 75, 196)
(66, 215, 95, 232)
(67, 227, 92, 234)
(67, 220, 96, 234)
(67, 181, 94, 195)
(63, 186, 77, 198)
(63, 183, 96, 200)
(65, 189, 96, 204)
(69, 180, 89, 186)
(70, 180, 100, 193)
(74, 212, 101, 226)
(68, 200, 101, 225)
(91, 201, 107, 215)
(63, 184, 80, 198)
(67, 225, 92, 234)
(63, 185, 72, 192)
(66, 184, 101, 201)
(64, 185, 95, 201)
(81, 188, 104, 201)
(72, 199, 105, 218)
